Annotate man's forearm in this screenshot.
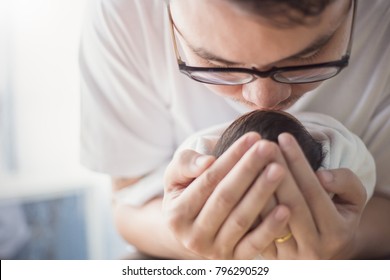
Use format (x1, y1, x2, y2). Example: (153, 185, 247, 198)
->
(355, 194, 390, 259)
(112, 197, 200, 259)
(112, 193, 390, 260)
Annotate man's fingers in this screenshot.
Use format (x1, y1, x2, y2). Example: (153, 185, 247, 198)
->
(203, 160, 285, 250)
(163, 132, 261, 234)
(317, 168, 367, 213)
(177, 132, 261, 206)
(163, 149, 215, 234)
(234, 205, 291, 259)
(278, 132, 340, 233)
(164, 149, 215, 191)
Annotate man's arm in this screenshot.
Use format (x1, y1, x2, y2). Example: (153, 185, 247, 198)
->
(111, 178, 199, 259)
(354, 195, 390, 259)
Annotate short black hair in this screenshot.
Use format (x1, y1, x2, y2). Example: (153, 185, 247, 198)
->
(226, 0, 336, 27)
(212, 110, 325, 170)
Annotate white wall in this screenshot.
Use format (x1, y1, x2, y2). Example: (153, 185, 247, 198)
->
(9, 0, 87, 174)
(0, 0, 128, 259)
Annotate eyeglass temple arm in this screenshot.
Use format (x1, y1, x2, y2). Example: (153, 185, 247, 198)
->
(167, 4, 185, 64)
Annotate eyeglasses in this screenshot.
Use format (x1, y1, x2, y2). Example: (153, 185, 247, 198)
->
(167, 0, 356, 85)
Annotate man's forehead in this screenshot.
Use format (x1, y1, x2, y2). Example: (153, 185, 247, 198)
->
(170, 0, 350, 67)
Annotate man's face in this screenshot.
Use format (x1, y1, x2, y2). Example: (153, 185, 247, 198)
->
(170, 0, 352, 110)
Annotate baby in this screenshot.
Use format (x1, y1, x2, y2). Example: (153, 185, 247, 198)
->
(115, 110, 376, 208)
(177, 110, 376, 202)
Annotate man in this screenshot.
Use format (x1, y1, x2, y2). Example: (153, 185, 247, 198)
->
(80, 0, 390, 259)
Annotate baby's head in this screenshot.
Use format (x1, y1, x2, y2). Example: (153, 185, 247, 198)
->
(213, 110, 325, 170)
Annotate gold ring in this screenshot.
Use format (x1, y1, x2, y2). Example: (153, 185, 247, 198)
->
(274, 232, 293, 243)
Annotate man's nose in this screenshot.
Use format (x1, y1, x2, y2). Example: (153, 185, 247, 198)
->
(242, 78, 292, 109)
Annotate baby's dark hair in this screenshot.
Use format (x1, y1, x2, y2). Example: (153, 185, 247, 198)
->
(212, 110, 325, 170)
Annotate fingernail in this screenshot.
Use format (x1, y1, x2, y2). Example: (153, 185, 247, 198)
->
(266, 164, 283, 182)
(278, 133, 291, 147)
(245, 132, 260, 147)
(319, 170, 334, 184)
(274, 207, 289, 221)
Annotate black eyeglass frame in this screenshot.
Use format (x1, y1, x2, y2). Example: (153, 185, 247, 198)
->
(167, 0, 357, 85)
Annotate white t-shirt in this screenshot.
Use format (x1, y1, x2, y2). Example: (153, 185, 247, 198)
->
(80, 0, 390, 204)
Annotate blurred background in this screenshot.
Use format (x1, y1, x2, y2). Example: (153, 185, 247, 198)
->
(0, 0, 129, 259)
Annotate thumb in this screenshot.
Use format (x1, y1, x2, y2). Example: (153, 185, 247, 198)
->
(317, 168, 367, 212)
(164, 149, 215, 192)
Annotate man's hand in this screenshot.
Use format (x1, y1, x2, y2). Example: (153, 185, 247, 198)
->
(163, 132, 290, 259)
(163, 131, 367, 259)
(257, 133, 367, 259)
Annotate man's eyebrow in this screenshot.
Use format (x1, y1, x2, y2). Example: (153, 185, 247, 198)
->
(287, 32, 335, 60)
(182, 30, 335, 67)
(191, 47, 240, 66)
(174, 27, 241, 65)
